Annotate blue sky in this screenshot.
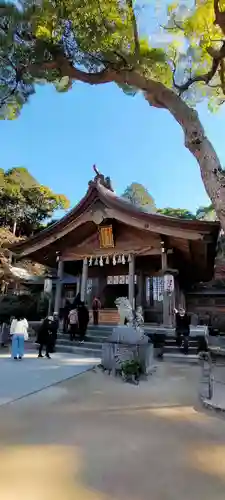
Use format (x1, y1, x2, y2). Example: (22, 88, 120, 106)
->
(1, 81, 224, 215)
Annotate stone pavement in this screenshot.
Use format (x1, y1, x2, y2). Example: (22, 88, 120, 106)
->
(202, 363, 225, 412)
(1, 362, 225, 499)
(0, 351, 99, 405)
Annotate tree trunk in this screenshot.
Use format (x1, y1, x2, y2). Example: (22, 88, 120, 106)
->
(117, 71, 225, 228)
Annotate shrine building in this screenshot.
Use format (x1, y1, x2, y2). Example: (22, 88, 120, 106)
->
(11, 169, 220, 326)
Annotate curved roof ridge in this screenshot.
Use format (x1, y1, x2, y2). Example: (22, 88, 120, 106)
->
(96, 180, 220, 229)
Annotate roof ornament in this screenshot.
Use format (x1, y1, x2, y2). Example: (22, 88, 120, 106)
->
(89, 164, 114, 192)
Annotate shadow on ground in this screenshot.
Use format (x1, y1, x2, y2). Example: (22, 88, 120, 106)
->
(0, 363, 225, 500)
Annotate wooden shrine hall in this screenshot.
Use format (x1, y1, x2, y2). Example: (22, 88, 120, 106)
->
(11, 168, 220, 326)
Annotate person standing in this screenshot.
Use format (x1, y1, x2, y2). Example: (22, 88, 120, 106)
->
(78, 302, 89, 343)
(37, 316, 54, 359)
(92, 297, 101, 326)
(63, 300, 71, 333)
(174, 307, 190, 354)
(68, 307, 78, 341)
(73, 292, 81, 308)
(10, 314, 29, 360)
(49, 312, 59, 352)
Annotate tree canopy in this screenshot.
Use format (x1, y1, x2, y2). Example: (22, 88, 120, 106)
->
(0, 167, 70, 235)
(1, 0, 225, 228)
(157, 207, 195, 219)
(122, 184, 216, 220)
(1, 0, 225, 115)
(122, 183, 156, 211)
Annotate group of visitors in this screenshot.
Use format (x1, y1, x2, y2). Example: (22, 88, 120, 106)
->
(67, 298, 89, 342)
(7, 312, 59, 360)
(65, 293, 101, 341)
(2, 294, 101, 361)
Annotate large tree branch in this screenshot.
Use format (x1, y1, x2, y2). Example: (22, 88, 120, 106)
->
(126, 0, 140, 60)
(30, 56, 113, 85)
(214, 0, 225, 34)
(219, 59, 225, 92)
(173, 57, 220, 92)
(172, 40, 225, 93)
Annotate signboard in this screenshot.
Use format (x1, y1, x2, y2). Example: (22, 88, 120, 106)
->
(87, 279, 93, 294)
(106, 275, 137, 285)
(44, 278, 52, 294)
(99, 225, 114, 248)
(164, 274, 174, 293)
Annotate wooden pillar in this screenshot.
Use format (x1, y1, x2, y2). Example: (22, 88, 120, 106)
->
(54, 259, 64, 315)
(137, 271, 144, 307)
(76, 276, 80, 295)
(128, 254, 135, 309)
(162, 248, 170, 326)
(161, 244, 171, 326)
(80, 258, 88, 302)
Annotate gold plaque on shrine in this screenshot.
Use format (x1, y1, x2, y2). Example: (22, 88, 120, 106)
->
(99, 225, 114, 248)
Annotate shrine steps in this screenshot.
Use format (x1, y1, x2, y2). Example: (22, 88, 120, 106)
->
(55, 327, 200, 363)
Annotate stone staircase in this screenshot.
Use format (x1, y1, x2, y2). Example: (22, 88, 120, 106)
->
(55, 325, 200, 363)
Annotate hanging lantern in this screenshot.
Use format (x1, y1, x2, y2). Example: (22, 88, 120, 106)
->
(89, 257, 93, 266)
(99, 256, 103, 267)
(105, 255, 110, 265)
(122, 254, 126, 265)
(94, 257, 98, 266)
(117, 255, 122, 264)
(113, 255, 117, 266)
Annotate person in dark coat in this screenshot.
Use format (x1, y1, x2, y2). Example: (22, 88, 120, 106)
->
(73, 292, 81, 308)
(174, 307, 190, 354)
(92, 297, 101, 326)
(49, 313, 59, 352)
(37, 316, 55, 358)
(78, 302, 89, 343)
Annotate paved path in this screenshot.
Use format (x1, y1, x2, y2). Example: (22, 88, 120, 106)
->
(1, 362, 225, 500)
(0, 351, 99, 405)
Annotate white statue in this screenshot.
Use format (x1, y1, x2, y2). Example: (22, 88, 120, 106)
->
(113, 297, 147, 344)
(101, 297, 153, 376)
(115, 297, 133, 326)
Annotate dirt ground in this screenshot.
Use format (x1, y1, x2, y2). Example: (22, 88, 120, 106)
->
(0, 362, 225, 500)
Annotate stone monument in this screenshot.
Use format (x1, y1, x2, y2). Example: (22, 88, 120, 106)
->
(101, 298, 154, 378)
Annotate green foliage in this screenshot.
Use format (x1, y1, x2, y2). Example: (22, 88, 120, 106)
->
(157, 205, 218, 220)
(157, 207, 195, 219)
(1, 0, 225, 115)
(122, 183, 156, 210)
(0, 0, 173, 117)
(166, 0, 225, 108)
(196, 204, 218, 221)
(121, 359, 142, 380)
(0, 292, 48, 321)
(0, 167, 70, 235)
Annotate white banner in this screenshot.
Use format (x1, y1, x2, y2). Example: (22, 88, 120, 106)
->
(164, 274, 174, 293)
(44, 278, 52, 294)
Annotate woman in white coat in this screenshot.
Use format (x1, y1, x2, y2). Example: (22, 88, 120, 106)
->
(10, 314, 29, 360)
